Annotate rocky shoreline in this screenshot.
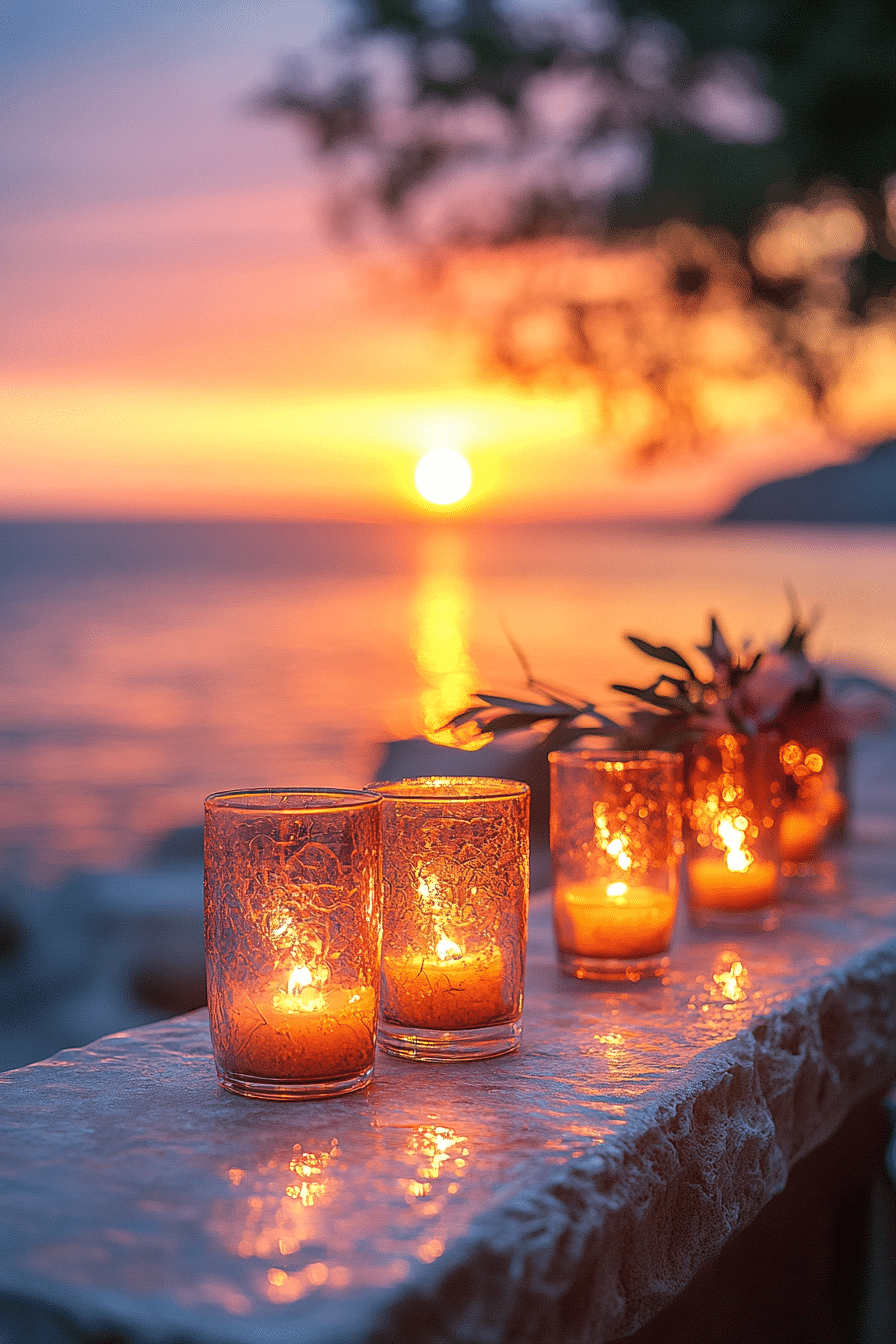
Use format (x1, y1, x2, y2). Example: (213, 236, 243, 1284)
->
(724, 438, 896, 524)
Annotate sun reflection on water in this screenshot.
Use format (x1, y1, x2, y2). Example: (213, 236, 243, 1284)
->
(412, 531, 478, 743)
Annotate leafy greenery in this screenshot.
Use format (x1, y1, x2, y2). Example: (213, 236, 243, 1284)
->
(441, 613, 767, 755)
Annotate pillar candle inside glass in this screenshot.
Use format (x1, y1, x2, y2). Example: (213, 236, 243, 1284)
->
(683, 732, 783, 930)
(372, 777, 529, 1061)
(204, 789, 382, 1099)
(549, 750, 682, 981)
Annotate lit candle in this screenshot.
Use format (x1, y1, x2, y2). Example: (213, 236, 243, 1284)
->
(779, 737, 847, 854)
(687, 810, 779, 910)
(688, 857, 779, 910)
(549, 749, 681, 979)
(204, 788, 382, 1099)
(372, 777, 530, 1060)
(381, 939, 508, 1031)
(779, 808, 826, 864)
(683, 733, 783, 925)
(224, 970, 377, 1082)
(555, 881, 677, 959)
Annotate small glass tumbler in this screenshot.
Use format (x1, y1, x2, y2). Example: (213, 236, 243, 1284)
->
(371, 777, 529, 1061)
(549, 750, 682, 981)
(779, 736, 849, 872)
(204, 789, 383, 1100)
(683, 732, 784, 930)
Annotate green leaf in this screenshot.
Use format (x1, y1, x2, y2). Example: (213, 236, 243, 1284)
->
(626, 635, 697, 679)
(442, 705, 492, 730)
(696, 615, 731, 668)
(611, 681, 693, 714)
(471, 712, 554, 735)
(473, 693, 573, 714)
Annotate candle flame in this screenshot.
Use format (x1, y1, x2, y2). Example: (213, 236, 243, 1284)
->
(594, 805, 638, 875)
(284, 964, 329, 1011)
(419, 870, 466, 962)
(287, 966, 314, 994)
(717, 814, 753, 873)
(605, 837, 633, 871)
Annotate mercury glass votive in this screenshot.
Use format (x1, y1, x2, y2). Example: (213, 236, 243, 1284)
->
(683, 732, 784, 930)
(371, 777, 529, 1061)
(549, 750, 682, 981)
(204, 789, 383, 1100)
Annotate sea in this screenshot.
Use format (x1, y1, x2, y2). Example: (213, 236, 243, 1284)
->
(1, 519, 894, 884)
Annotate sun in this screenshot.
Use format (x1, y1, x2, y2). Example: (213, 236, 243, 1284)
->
(414, 447, 473, 506)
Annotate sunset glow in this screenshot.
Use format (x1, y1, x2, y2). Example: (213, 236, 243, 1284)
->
(3, 2, 894, 523)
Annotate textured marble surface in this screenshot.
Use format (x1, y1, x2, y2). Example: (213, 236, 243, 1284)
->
(2, 816, 896, 1343)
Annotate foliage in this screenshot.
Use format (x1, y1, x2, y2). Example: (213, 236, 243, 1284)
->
(439, 598, 846, 754)
(258, 0, 896, 460)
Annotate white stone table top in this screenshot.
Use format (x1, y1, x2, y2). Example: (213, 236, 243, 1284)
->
(2, 823, 896, 1344)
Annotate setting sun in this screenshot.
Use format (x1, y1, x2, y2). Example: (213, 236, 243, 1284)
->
(414, 447, 473, 507)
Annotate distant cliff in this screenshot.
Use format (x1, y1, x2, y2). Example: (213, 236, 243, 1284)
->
(723, 438, 896, 523)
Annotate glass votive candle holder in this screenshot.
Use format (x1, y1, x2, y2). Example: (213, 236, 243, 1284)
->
(779, 736, 849, 871)
(549, 749, 682, 981)
(683, 732, 784, 930)
(204, 788, 383, 1100)
(371, 777, 530, 1061)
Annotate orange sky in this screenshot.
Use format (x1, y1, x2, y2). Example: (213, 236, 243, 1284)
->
(3, 3, 894, 521)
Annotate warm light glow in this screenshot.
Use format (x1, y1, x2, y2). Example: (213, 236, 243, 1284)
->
(414, 447, 473, 506)
(713, 956, 749, 1003)
(717, 813, 753, 872)
(417, 874, 466, 962)
(594, 805, 637, 874)
(551, 752, 680, 974)
(413, 530, 478, 741)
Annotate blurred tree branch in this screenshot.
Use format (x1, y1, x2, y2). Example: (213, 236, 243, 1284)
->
(257, 0, 896, 461)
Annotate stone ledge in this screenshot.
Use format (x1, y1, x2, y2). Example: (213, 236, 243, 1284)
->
(2, 839, 896, 1344)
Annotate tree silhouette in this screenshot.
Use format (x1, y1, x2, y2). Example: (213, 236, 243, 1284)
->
(259, 1, 896, 460)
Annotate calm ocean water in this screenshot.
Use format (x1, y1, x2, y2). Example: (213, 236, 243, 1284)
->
(1, 519, 894, 882)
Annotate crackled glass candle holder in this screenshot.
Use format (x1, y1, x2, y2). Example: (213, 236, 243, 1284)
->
(683, 732, 784, 930)
(204, 789, 383, 1100)
(549, 750, 682, 981)
(372, 777, 529, 1061)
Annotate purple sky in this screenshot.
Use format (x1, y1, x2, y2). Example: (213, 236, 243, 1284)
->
(1, 1, 333, 214)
